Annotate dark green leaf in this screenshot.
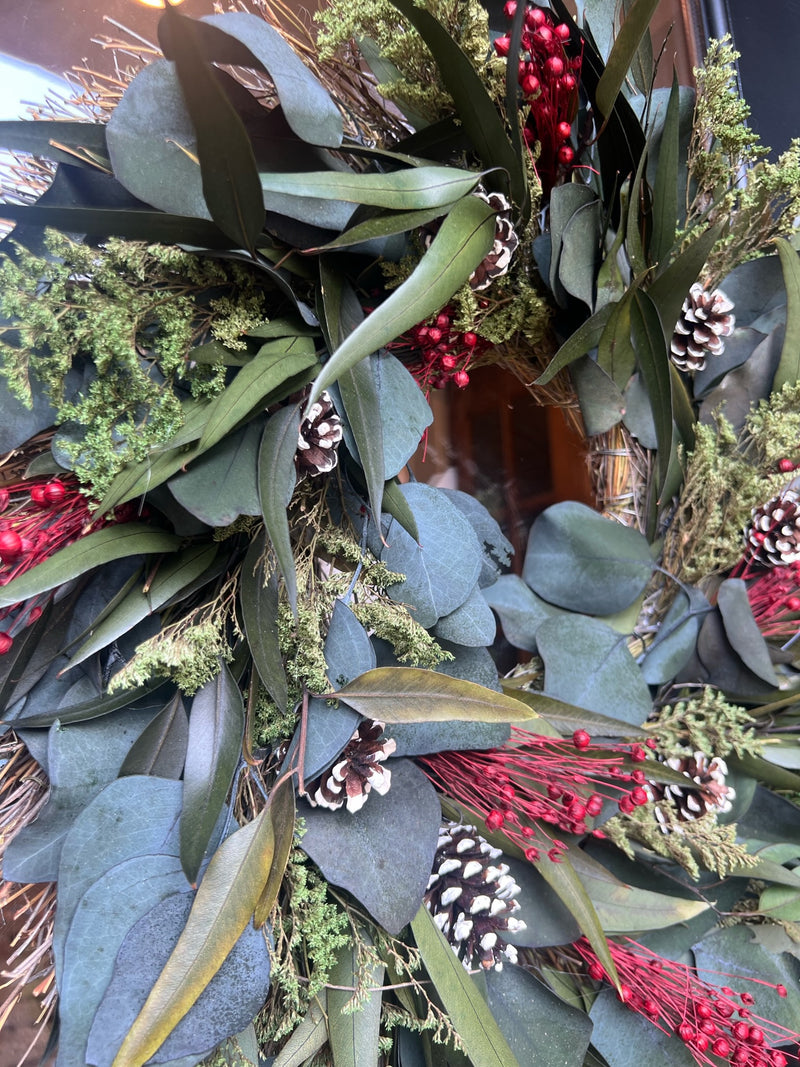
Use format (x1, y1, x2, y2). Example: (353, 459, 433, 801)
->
(534, 303, 615, 385)
(8, 682, 160, 729)
(328, 930, 384, 1067)
(410, 906, 521, 1067)
(180, 664, 245, 885)
(595, 0, 661, 118)
(558, 199, 602, 311)
(307, 194, 496, 405)
(597, 290, 636, 389)
(640, 586, 708, 685)
(433, 584, 497, 647)
(0, 525, 181, 609)
(591, 989, 698, 1067)
(646, 221, 726, 346)
(240, 533, 288, 714)
(272, 998, 327, 1067)
(695, 610, 780, 702)
(0, 119, 108, 166)
(717, 578, 780, 685)
(536, 615, 652, 725)
(387, 0, 526, 210)
(169, 421, 262, 527)
(523, 501, 654, 615)
(380, 478, 420, 542)
(631, 290, 673, 513)
(309, 202, 462, 251)
(772, 238, 800, 393)
(258, 405, 301, 616)
(549, 184, 599, 306)
(260, 165, 480, 208)
(302, 759, 441, 933)
(575, 853, 709, 931)
(119, 693, 190, 779)
(254, 777, 296, 927)
(650, 73, 681, 266)
(571, 355, 626, 435)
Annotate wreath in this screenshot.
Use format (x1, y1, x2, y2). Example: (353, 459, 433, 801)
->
(2, 2, 800, 1066)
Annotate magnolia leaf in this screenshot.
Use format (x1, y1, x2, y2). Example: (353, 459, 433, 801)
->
(650, 72, 681, 265)
(717, 578, 779, 686)
(327, 931, 384, 1067)
(306, 194, 496, 406)
(485, 964, 593, 1067)
(199, 337, 317, 453)
(254, 777, 295, 927)
(507, 688, 645, 737)
(631, 290, 673, 508)
(260, 165, 480, 208)
(331, 667, 533, 724)
(0, 525, 181, 609)
(56, 855, 189, 1067)
(119, 694, 190, 780)
(410, 906, 521, 1067)
(168, 422, 262, 527)
(578, 861, 709, 932)
(772, 238, 800, 393)
(110, 801, 280, 1067)
(523, 501, 653, 615)
(258, 405, 301, 615)
(595, 0, 660, 117)
(180, 664, 245, 886)
(239, 533, 288, 714)
(536, 615, 652, 725)
(272, 998, 328, 1067)
(92, 892, 272, 1067)
(482, 574, 563, 652)
(302, 759, 440, 933)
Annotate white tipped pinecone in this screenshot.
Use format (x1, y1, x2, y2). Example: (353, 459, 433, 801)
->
(424, 822, 525, 971)
(745, 486, 800, 567)
(297, 392, 343, 476)
(469, 192, 519, 292)
(647, 752, 735, 830)
(670, 284, 735, 372)
(304, 720, 395, 813)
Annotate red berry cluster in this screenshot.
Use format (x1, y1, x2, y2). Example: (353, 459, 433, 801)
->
(390, 306, 491, 395)
(494, 2, 582, 194)
(0, 476, 124, 655)
(418, 728, 659, 863)
(746, 561, 800, 639)
(573, 937, 795, 1067)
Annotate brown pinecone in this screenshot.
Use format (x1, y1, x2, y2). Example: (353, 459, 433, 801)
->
(305, 720, 396, 813)
(646, 752, 735, 830)
(296, 392, 343, 476)
(670, 283, 735, 372)
(745, 486, 800, 566)
(469, 191, 519, 292)
(424, 822, 525, 971)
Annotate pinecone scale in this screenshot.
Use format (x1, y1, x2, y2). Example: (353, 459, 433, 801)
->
(670, 284, 735, 372)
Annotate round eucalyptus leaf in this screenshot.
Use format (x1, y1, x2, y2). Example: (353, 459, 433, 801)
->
(523, 501, 654, 615)
(482, 574, 563, 652)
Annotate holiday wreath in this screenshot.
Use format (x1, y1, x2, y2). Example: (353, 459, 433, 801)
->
(3, 1, 800, 1065)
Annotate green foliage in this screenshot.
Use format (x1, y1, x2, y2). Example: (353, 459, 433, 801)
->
(0, 233, 272, 495)
(352, 600, 452, 668)
(651, 688, 763, 760)
(108, 616, 233, 696)
(315, 0, 491, 125)
(746, 380, 800, 468)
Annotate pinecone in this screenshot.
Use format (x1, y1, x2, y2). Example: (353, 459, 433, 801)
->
(469, 191, 519, 292)
(646, 752, 735, 830)
(424, 822, 525, 971)
(304, 720, 396, 813)
(296, 392, 343, 476)
(745, 486, 800, 567)
(670, 284, 735, 372)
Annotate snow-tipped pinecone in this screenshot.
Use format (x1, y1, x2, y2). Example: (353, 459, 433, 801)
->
(296, 392, 343, 476)
(424, 822, 526, 971)
(745, 486, 800, 567)
(469, 192, 519, 292)
(646, 752, 735, 830)
(670, 284, 735, 372)
(304, 720, 395, 813)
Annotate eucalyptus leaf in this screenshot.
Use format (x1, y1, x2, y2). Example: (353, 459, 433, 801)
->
(590, 989, 698, 1067)
(536, 615, 652, 726)
(594, 0, 661, 117)
(119, 694, 190, 780)
(622, 373, 658, 448)
(180, 664, 245, 885)
(717, 578, 779, 685)
(523, 501, 654, 615)
(502, 856, 581, 948)
(433, 583, 498, 647)
(438, 488, 512, 587)
(571, 355, 626, 435)
(640, 586, 709, 685)
(558, 198, 602, 311)
(388, 719, 510, 758)
(301, 759, 441, 934)
(169, 421, 262, 527)
(549, 184, 599, 306)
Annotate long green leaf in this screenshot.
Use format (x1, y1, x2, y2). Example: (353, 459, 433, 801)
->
(272, 998, 328, 1067)
(387, 0, 526, 210)
(159, 5, 264, 251)
(261, 166, 480, 208)
(332, 667, 532, 723)
(650, 72, 681, 266)
(646, 220, 725, 344)
(0, 119, 108, 166)
(240, 534, 288, 714)
(772, 238, 800, 393)
(328, 929, 385, 1067)
(308, 201, 463, 252)
(254, 777, 295, 926)
(380, 478, 420, 542)
(631, 290, 672, 508)
(258, 406, 300, 616)
(111, 802, 278, 1067)
(411, 906, 521, 1067)
(8, 682, 160, 729)
(68, 544, 218, 669)
(597, 290, 636, 389)
(0, 526, 181, 609)
(595, 0, 661, 119)
(0, 203, 235, 246)
(307, 195, 495, 406)
(199, 337, 317, 452)
(180, 664, 246, 886)
(119, 693, 190, 779)
(535, 303, 615, 385)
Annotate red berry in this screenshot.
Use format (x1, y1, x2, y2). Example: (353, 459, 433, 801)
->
(554, 22, 571, 40)
(454, 370, 470, 388)
(779, 458, 795, 472)
(0, 632, 12, 654)
(712, 1039, 731, 1058)
(558, 144, 574, 164)
(441, 354, 457, 370)
(435, 312, 450, 329)
(43, 480, 67, 505)
(0, 530, 23, 559)
(617, 984, 632, 1003)
(522, 74, 541, 96)
(586, 794, 603, 816)
(535, 25, 554, 46)
(740, 993, 755, 1006)
(503, 0, 517, 16)
(573, 729, 591, 750)
(28, 606, 43, 624)
(618, 796, 635, 814)
(527, 7, 547, 28)
(494, 35, 511, 56)
(747, 1028, 765, 1046)
(773, 1054, 788, 1067)
(776, 984, 787, 997)
(545, 55, 564, 77)
(463, 331, 478, 348)
(630, 744, 647, 762)
(646, 737, 658, 749)
(733, 1022, 750, 1041)
(557, 120, 572, 139)
(30, 484, 47, 507)
(524, 845, 540, 862)
(678, 1023, 695, 1043)
(631, 786, 649, 806)
(696, 1001, 713, 1019)
(561, 72, 577, 90)
(486, 809, 505, 831)
(786, 597, 800, 611)
(694, 1034, 709, 1053)
(588, 962, 605, 980)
